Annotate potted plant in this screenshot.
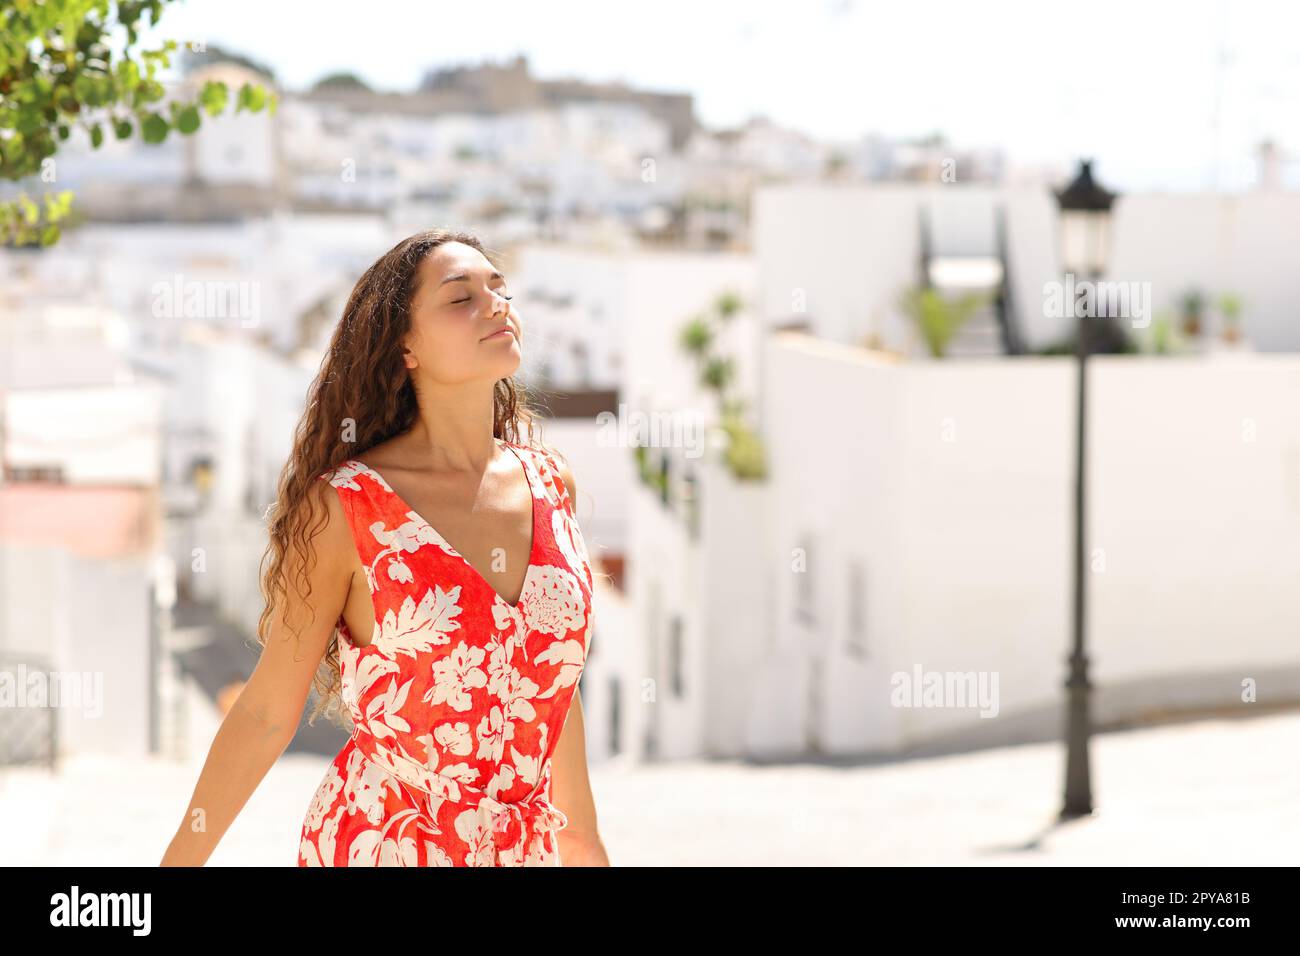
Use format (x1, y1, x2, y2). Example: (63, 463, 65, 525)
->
(1150, 310, 1175, 355)
(898, 286, 988, 358)
(1218, 292, 1243, 344)
(1179, 288, 1205, 337)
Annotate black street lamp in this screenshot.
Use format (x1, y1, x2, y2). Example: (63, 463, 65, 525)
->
(1053, 159, 1116, 819)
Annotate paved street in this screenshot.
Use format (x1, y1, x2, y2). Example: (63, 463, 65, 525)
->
(4, 687, 1297, 866)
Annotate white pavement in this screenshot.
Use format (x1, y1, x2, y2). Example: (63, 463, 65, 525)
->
(3, 693, 1297, 866)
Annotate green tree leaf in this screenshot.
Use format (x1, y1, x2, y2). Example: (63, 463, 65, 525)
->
(139, 111, 169, 143)
(199, 80, 228, 116)
(236, 82, 266, 112)
(173, 103, 200, 133)
(0, 0, 276, 245)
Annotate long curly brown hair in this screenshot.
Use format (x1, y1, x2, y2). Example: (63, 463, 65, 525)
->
(256, 228, 552, 729)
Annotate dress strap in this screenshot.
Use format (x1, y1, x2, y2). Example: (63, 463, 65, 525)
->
(316, 460, 390, 576)
(530, 445, 575, 515)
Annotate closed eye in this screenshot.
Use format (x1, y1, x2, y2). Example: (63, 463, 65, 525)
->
(452, 294, 512, 304)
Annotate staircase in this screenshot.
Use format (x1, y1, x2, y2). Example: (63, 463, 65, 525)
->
(917, 203, 1024, 358)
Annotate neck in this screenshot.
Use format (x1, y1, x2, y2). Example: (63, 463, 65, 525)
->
(401, 378, 500, 471)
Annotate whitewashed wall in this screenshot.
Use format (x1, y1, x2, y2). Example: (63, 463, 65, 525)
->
(623, 438, 773, 761)
(753, 184, 920, 350)
(699, 459, 771, 756)
(1107, 193, 1300, 350)
(0, 544, 153, 757)
(763, 335, 1300, 757)
(625, 474, 698, 760)
(573, 580, 631, 765)
(4, 384, 163, 485)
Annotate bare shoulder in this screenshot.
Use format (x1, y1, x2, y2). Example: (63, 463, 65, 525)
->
(299, 472, 354, 569)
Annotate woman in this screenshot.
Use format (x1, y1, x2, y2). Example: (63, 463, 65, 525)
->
(161, 229, 608, 867)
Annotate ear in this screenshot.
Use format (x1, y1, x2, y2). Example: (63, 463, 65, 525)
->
(401, 339, 418, 370)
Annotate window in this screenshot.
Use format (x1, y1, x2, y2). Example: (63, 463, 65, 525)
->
(668, 615, 684, 698)
(659, 451, 671, 508)
(794, 534, 816, 626)
(846, 559, 867, 658)
(681, 469, 699, 540)
(4, 464, 64, 482)
(644, 582, 661, 759)
(608, 677, 621, 755)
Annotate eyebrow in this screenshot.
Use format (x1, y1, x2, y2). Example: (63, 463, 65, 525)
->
(438, 270, 505, 288)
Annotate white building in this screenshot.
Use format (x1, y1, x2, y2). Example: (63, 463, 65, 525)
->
(0, 302, 165, 761)
(616, 178, 1300, 762)
(752, 182, 1300, 356)
(624, 332, 1300, 761)
(503, 243, 759, 762)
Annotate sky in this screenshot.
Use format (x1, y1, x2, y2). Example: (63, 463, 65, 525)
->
(141, 0, 1300, 192)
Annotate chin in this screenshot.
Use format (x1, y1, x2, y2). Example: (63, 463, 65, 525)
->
(488, 353, 522, 378)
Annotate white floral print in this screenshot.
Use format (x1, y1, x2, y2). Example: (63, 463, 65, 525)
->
(299, 442, 591, 866)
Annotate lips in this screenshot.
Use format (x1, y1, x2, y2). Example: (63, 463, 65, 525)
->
(482, 327, 514, 341)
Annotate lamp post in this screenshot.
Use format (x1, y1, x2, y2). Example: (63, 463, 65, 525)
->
(1053, 159, 1116, 819)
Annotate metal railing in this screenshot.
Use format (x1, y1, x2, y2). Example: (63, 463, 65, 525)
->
(0, 652, 59, 771)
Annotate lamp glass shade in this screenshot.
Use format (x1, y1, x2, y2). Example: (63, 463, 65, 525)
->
(1059, 207, 1111, 278)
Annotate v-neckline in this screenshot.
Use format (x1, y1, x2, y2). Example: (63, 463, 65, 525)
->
(348, 440, 540, 612)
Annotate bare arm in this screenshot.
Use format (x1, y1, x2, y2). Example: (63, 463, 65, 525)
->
(551, 687, 609, 866)
(160, 480, 353, 866)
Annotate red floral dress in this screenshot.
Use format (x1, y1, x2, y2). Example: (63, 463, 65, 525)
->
(297, 440, 594, 867)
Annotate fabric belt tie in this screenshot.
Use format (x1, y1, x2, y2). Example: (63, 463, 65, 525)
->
(349, 729, 568, 865)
